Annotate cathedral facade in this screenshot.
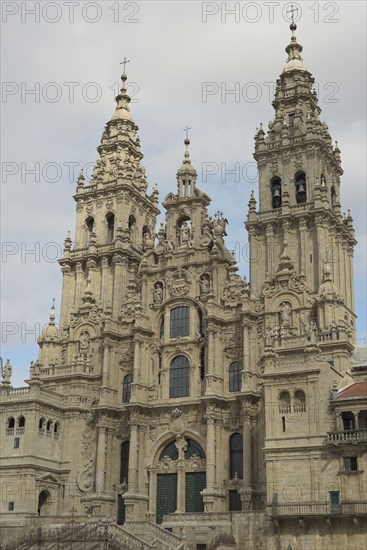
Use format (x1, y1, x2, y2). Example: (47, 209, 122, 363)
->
(0, 22, 366, 550)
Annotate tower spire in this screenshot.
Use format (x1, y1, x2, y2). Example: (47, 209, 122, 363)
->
(283, 6, 306, 73)
(177, 132, 197, 197)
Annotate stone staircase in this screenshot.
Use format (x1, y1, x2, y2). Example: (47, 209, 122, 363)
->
(124, 520, 185, 549)
(3, 521, 163, 550)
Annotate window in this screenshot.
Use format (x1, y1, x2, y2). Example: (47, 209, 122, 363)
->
(329, 491, 340, 514)
(46, 420, 53, 432)
(279, 391, 291, 413)
(169, 355, 190, 398)
(106, 213, 115, 243)
(170, 306, 190, 338)
(184, 439, 205, 460)
(159, 441, 179, 461)
(229, 433, 243, 479)
(54, 422, 60, 436)
(122, 374, 132, 403)
(120, 441, 130, 483)
(86, 216, 94, 244)
(344, 457, 358, 471)
(8, 418, 15, 429)
(14, 438, 20, 449)
(342, 413, 355, 431)
(229, 490, 242, 511)
(197, 545, 207, 550)
(294, 390, 306, 412)
(8, 502, 14, 511)
(271, 176, 282, 209)
(282, 417, 286, 432)
(229, 362, 242, 392)
(295, 172, 307, 204)
(18, 416, 25, 428)
(39, 418, 45, 430)
(289, 113, 295, 125)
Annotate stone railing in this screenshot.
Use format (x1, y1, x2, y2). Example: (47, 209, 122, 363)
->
(327, 429, 367, 444)
(107, 522, 155, 549)
(268, 500, 367, 517)
(4, 521, 156, 550)
(126, 520, 184, 549)
(16, 427, 25, 435)
(4, 387, 30, 396)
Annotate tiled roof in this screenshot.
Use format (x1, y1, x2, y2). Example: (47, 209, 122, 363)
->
(337, 382, 367, 399)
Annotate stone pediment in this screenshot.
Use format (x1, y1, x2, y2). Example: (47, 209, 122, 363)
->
(36, 473, 60, 484)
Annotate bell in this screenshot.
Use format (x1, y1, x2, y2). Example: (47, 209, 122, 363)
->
(297, 183, 306, 194)
(273, 188, 280, 197)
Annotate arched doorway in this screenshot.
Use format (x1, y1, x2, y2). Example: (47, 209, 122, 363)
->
(38, 490, 51, 516)
(155, 437, 206, 523)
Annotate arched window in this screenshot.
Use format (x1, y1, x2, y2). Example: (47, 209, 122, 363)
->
(54, 422, 60, 435)
(106, 213, 115, 243)
(295, 171, 307, 204)
(39, 418, 45, 431)
(169, 355, 190, 398)
(128, 215, 136, 243)
(294, 390, 306, 412)
(122, 374, 132, 403)
(18, 416, 25, 428)
(170, 306, 190, 338)
(8, 418, 15, 429)
(159, 440, 179, 461)
(229, 433, 243, 479)
(279, 391, 291, 413)
(85, 217, 94, 244)
(38, 490, 51, 516)
(184, 439, 206, 459)
(46, 420, 53, 432)
(271, 176, 282, 209)
(229, 362, 242, 392)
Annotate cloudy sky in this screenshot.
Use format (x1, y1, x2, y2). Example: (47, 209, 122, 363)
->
(1, 0, 366, 386)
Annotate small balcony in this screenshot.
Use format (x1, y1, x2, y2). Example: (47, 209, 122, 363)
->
(269, 500, 367, 518)
(327, 429, 367, 444)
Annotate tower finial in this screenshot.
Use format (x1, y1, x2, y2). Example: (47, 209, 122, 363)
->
(286, 4, 298, 33)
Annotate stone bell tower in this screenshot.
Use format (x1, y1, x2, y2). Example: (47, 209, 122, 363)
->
(247, 18, 357, 339)
(246, 20, 357, 508)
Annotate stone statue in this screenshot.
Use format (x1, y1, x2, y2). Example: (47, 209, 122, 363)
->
(264, 327, 274, 348)
(79, 331, 90, 355)
(2, 359, 12, 384)
(153, 284, 163, 303)
(280, 302, 291, 326)
(304, 321, 318, 344)
(199, 277, 210, 295)
(180, 221, 191, 244)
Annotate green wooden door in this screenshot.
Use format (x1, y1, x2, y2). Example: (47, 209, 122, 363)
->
(185, 472, 206, 512)
(156, 473, 177, 523)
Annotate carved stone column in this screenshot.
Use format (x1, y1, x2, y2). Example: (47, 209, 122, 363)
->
(112, 254, 124, 319)
(175, 435, 187, 513)
(128, 418, 139, 491)
(74, 261, 84, 307)
(202, 404, 225, 512)
(95, 425, 107, 493)
(239, 400, 258, 510)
